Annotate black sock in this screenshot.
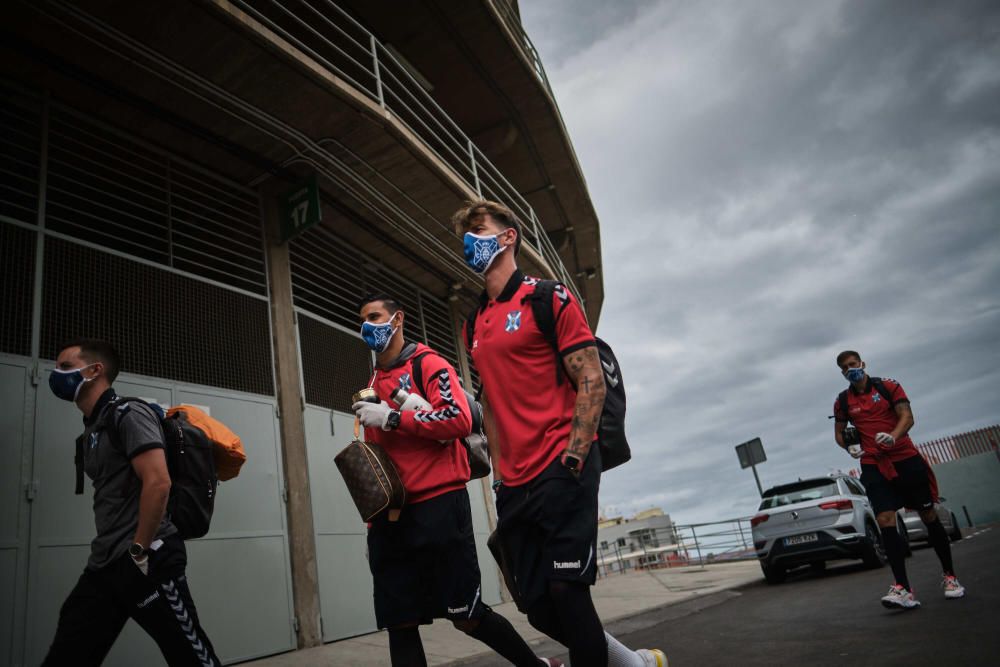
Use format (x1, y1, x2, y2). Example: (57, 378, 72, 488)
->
(547, 581, 607, 667)
(388, 626, 426, 667)
(464, 609, 541, 667)
(925, 519, 955, 576)
(880, 526, 910, 590)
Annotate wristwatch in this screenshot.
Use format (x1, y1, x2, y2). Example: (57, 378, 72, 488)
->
(561, 453, 583, 473)
(128, 543, 147, 559)
(385, 409, 401, 430)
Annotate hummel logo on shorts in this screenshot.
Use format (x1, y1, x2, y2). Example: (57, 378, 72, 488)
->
(136, 591, 160, 609)
(448, 605, 469, 614)
(553, 560, 581, 570)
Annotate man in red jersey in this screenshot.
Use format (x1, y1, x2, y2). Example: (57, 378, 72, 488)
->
(352, 293, 561, 667)
(454, 200, 666, 667)
(833, 350, 965, 609)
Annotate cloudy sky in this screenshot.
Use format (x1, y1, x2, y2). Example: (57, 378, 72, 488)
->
(519, 0, 1000, 524)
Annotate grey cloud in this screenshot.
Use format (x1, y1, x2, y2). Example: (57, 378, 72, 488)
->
(521, 0, 1000, 523)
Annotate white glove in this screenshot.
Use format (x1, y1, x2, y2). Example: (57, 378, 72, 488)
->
(132, 555, 149, 576)
(848, 444, 863, 459)
(875, 432, 895, 447)
(353, 400, 393, 430)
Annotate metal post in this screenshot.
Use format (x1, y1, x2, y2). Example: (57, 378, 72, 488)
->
(962, 505, 974, 528)
(751, 463, 764, 496)
(736, 519, 748, 551)
(691, 525, 704, 567)
(370, 35, 385, 108)
(29, 92, 50, 365)
(469, 140, 481, 195)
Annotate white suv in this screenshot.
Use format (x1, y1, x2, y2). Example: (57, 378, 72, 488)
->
(751, 474, 909, 584)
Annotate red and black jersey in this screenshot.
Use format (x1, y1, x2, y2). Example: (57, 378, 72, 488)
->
(464, 270, 596, 486)
(363, 343, 472, 504)
(833, 377, 919, 477)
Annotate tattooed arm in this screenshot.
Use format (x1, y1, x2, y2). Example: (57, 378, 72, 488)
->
(891, 401, 914, 441)
(561, 345, 606, 472)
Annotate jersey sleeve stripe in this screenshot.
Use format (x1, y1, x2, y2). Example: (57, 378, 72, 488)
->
(559, 339, 597, 356)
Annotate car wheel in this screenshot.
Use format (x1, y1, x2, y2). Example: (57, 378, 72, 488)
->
(761, 562, 786, 584)
(862, 522, 887, 568)
(949, 513, 963, 542)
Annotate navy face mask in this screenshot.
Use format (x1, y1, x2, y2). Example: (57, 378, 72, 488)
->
(49, 364, 96, 402)
(360, 313, 399, 353)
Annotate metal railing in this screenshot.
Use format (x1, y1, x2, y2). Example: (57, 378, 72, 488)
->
(232, 0, 580, 296)
(489, 0, 555, 97)
(597, 517, 757, 577)
(917, 425, 1000, 465)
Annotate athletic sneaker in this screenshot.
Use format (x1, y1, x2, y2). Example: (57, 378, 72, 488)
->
(881, 584, 920, 609)
(637, 648, 668, 667)
(943, 575, 966, 599)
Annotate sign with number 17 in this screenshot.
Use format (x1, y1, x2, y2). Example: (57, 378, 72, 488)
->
(279, 173, 321, 243)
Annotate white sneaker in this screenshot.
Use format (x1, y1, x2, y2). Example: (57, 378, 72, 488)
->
(637, 648, 668, 667)
(943, 575, 965, 599)
(881, 584, 920, 609)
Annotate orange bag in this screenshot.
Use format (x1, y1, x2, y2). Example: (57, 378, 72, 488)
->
(166, 405, 247, 481)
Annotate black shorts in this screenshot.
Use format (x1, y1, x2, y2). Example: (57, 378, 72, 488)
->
(367, 487, 487, 629)
(494, 445, 601, 612)
(860, 455, 934, 514)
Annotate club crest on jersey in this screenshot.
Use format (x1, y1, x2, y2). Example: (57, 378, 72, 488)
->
(398, 373, 412, 392)
(505, 311, 521, 333)
(872, 392, 881, 403)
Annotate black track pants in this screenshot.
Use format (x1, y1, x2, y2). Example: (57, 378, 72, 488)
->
(42, 535, 218, 667)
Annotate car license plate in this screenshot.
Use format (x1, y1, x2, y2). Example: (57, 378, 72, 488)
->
(784, 533, 818, 546)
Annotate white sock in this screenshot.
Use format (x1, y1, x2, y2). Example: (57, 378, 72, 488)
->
(605, 632, 643, 667)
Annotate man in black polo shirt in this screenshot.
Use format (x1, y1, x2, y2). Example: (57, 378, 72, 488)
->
(42, 339, 218, 666)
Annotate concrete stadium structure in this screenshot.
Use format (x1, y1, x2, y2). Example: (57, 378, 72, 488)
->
(0, 1, 603, 664)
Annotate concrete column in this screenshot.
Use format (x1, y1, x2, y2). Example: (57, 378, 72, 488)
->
(449, 293, 506, 602)
(260, 184, 322, 648)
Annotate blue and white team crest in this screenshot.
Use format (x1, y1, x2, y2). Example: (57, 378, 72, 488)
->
(505, 311, 522, 333)
(871, 392, 881, 403)
(398, 373, 412, 392)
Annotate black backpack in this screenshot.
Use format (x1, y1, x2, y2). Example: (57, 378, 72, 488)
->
(409, 351, 491, 479)
(465, 279, 632, 472)
(75, 397, 218, 539)
(837, 377, 896, 424)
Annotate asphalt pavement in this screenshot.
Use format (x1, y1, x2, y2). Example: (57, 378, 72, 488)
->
(593, 524, 998, 667)
(246, 525, 996, 666)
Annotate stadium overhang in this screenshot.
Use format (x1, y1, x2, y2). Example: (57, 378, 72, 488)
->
(1, 0, 582, 314)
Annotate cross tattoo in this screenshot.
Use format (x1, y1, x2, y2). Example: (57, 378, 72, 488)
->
(580, 376, 592, 394)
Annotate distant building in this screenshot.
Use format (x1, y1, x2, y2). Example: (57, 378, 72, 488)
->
(597, 508, 687, 575)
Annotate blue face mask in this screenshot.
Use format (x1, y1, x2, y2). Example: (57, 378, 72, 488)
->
(845, 367, 866, 383)
(360, 313, 399, 353)
(49, 364, 96, 402)
(463, 232, 508, 274)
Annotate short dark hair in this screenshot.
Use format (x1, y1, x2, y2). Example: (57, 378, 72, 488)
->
(451, 199, 523, 257)
(58, 338, 121, 383)
(357, 293, 403, 315)
(836, 350, 861, 368)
